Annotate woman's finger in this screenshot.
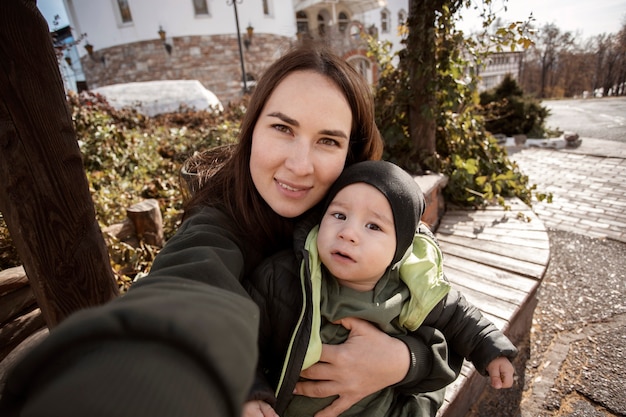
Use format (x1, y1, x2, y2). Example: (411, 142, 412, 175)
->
(299, 359, 336, 380)
(294, 378, 341, 399)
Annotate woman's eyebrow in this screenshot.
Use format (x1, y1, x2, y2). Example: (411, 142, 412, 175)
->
(267, 111, 298, 127)
(320, 129, 348, 139)
(267, 111, 348, 139)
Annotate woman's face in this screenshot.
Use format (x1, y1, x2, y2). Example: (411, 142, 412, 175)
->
(250, 70, 352, 218)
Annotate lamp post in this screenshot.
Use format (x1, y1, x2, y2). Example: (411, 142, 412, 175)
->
(227, 0, 248, 93)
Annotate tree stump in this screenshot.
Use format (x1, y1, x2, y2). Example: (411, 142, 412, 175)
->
(103, 199, 165, 248)
(127, 199, 164, 247)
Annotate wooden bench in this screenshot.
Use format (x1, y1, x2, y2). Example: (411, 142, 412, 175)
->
(434, 198, 550, 417)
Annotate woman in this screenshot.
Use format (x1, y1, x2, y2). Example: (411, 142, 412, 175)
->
(0, 44, 455, 417)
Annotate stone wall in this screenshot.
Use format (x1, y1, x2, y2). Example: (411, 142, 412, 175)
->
(81, 34, 296, 104)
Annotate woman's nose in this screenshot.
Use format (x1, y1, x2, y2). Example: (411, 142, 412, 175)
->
(284, 139, 314, 176)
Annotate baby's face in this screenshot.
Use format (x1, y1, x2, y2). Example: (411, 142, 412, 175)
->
(317, 183, 396, 292)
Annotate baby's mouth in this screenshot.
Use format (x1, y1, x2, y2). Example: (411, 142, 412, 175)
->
(333, 250, 354, 261)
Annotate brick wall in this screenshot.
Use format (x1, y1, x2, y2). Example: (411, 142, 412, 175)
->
(81, 34, 295, 104)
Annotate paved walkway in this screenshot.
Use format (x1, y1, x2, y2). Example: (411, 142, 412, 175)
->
(508, 137, 626, 243)
(465, 137, 626, 416)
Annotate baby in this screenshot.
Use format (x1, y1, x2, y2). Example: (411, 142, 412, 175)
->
(244, 160, 517, 417)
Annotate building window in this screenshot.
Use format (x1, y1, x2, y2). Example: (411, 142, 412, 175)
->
(349, 22, 362, 40)
(380, 9, 390, 33)
(338, 12, 349, 33)
(348, 56, 372, 84)
(193, 0, 209, 15)
(296, 11, 309, 35)
(398, 9, 407, 27)
(318, 13, 326, 37)
(262, 0, 271, 16)
(117, 0, 133, 23)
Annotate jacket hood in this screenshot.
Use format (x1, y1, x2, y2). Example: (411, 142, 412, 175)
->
(321, 161, 425, 268)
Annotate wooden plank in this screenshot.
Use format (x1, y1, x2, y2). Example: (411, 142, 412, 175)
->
(442, 205, 538, 217)
(437, 234, 550, 265)
(0, 266, 28, 297)
(438, 215, 545, 232)
(435, 201, 550, 417)
(437, 226, 550, 248)
(446, 268, 529, 307)
(440, 211, 546, 230)
(0, 307, 45, 362)
(443, 254, 539, 293)
(439, 240, 546, 279)
(0, 286, 36, 325)
(447, 281, 519, 322)
(439, 363, 488, 417)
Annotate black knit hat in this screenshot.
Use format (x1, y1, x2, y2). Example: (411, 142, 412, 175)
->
(322, 160, 426, 267)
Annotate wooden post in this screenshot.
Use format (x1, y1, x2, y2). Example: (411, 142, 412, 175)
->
(0, 0, 119, 328)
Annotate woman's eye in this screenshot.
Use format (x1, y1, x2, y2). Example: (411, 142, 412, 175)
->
(319, 138, 340, 147)
(272, 124, 291, 134)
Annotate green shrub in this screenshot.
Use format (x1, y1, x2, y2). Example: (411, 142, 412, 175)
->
(369, 37, 550, 209)
(0, 91, 242, 289)
(479, 75, 550, 137)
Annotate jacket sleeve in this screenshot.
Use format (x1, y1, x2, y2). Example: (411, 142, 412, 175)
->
(422, 288, 519, 375)
(0, 207, 260, 417)
(393, 326, 460, 394)
(392, 222, 461, 391)
(135, 206, 251, 296)
(242, 260, 281, 407)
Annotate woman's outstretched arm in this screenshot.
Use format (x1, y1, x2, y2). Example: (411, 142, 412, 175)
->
(0, 207, 261, 416)
(0, 283, 259, 417)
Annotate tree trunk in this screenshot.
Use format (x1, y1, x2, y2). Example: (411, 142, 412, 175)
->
(0, 0, 118, 328)
(406, 0, 440, 163)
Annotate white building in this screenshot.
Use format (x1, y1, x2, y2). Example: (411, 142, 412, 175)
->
(60, 0, 410, 103)
(478, 51, 523, 92)
(58, 1, 516, 102)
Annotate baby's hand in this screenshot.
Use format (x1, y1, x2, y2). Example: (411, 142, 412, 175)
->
(242, 400, 280, 417)
(485, 356, 515, 389)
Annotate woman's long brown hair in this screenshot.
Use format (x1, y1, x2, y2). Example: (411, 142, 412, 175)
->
(184, 43, 383, 255)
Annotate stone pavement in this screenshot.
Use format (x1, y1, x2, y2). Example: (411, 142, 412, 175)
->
(466, 137, 626, 416)
(507, 137, 626, 243)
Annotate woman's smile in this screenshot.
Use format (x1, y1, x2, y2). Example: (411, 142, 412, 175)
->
(275, 177, 312, 196)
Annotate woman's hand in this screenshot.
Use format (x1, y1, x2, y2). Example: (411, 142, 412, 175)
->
(294, 317, 410, 417)
(241, 400, 279, 417)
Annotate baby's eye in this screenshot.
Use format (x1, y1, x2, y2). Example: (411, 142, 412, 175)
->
(366, 223, 382, 231)
(331, 212, 346, 220)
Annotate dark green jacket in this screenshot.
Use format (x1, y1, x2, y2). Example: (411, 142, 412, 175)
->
(246, 221, 518, 416)
(0, 207, 259, 417)
(0, 206, 450, 416)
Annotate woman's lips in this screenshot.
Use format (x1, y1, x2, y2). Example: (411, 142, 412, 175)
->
(275, 178, 311, 198)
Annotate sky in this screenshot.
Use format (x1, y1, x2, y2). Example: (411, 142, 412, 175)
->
(457, 0, 625, 38)
(38, 0, 70, 30)
(38, 0, 626, 38)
